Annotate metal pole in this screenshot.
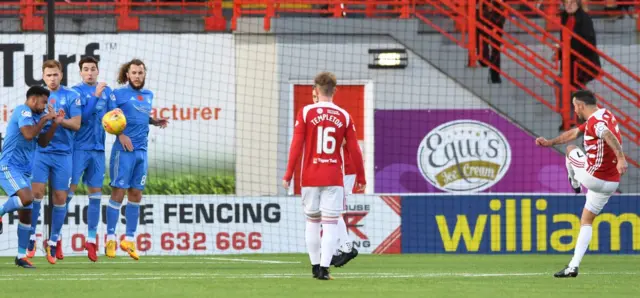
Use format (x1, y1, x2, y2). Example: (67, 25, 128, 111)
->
(45, 0, 55, 240)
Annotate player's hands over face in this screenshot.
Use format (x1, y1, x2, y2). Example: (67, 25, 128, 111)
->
(535, 137, 553, 147)
(94, 82, 107, 98)
(44, 105, 56, 120)
(54, 109, 65, 124)
(118, 134, 134, 152)
(617, 158, 628, 176)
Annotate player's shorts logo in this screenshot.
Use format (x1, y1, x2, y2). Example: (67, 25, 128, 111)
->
(417, 120, 512, 192)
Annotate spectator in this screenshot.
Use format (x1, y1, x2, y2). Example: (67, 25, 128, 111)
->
(555, 0, 601, 130)
(476, 0, 506, 84)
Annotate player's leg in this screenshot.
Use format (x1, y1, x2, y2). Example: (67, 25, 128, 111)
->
(15, 188, 36, 269)
(318, 186, 345, 280)
(0, 169, 36, 268)
(555, 180, 617, 278)
(29, 152, 51, 257)
(565, 145, 586, 193)
(106, 150, 134, 258)
(44, 153, 72, 263)
(301, 187, 322, 278)
(84, 150, 105, 262)
(119, 150, 147, 260)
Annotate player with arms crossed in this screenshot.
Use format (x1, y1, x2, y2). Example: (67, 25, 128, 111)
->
(0, 86, 64, 268)
(70, 56, 114, 262)
(310, 88, 360, 267)
(28, 60, 83, 264)
(105, 59, 168, 260)
(536, 90, 627, 278)
(283, 72, 366, 280)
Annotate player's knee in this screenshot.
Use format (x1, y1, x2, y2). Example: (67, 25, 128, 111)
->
(110, 187, 126, 203)
(566, 145, 577, 156)
(127, 189, 143, 203)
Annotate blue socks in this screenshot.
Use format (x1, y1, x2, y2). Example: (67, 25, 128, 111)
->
(30, 199, 42, 237)
(50, 204, 67, 242)
(66, 192, 74, 212)
(0, 196, 23, 216)
(125, 202, 140, 240)
(87, 192, 101, 241)
(106, 200, 122, 236)
(17, 222, 31, 258)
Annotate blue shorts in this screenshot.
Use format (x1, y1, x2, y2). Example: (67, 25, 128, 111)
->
(110, 150, 148, 190)
(71, 150, 105, 188)
(32, 151, 73, 191)
(0, 165, 31, 197)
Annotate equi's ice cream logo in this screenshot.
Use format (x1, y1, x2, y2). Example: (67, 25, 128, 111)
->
(417, 120, 511, 192)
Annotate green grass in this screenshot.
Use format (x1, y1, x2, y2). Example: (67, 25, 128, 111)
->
(0, 174, 236, 196)
(2, 254, 639, 297)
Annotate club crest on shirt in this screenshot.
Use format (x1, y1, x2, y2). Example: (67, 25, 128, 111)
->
(317, 108, 323, 114)
(21, 110, 32, 117)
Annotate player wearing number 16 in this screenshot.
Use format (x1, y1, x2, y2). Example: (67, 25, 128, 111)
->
(283, 72, 366, 281)
(105, 59, 168, 261)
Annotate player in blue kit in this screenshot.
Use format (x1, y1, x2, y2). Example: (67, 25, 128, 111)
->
(27, 60, 83, 265)
(70, 56, 114, 262)
(105, 59, 168, 260)
(0, 86, 65, 268)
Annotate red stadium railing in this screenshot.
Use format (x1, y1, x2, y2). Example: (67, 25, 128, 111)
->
(1, 0, 639, 31)
(419, 0, 639, 167)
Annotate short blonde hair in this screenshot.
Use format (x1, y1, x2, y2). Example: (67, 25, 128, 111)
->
(314, 72, 337, 97)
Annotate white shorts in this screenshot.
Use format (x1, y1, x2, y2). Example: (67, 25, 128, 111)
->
(567, 148, 619, 214)
(344, 174, 356, 196)
(301, 186, 345, 217)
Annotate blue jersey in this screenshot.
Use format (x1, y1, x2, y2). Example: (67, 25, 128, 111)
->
(0, 105, 44, 174)
(72, 82, 114, 151)
(111, 84, 153, 151)
(37, 86, 82, 154)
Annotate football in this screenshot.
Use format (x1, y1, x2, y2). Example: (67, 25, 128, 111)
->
(102, 109, 127, 135)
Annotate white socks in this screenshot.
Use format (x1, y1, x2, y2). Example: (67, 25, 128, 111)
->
(305, 219, 321, 265)
(320, 218, 339, 268)
(337, 215, 352, 253)
(569, 225, 593, 268)
(565, 157, 581, 189)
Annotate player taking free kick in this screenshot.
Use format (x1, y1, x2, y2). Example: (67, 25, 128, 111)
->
(536, 90, 628, 278)
(105, 59, 168, 260)
(283, 72, 366, 280)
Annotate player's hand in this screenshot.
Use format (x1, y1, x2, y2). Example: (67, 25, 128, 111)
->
(54, 109, 66, 124)
(94, 82, 107, 98)
(153, 118, 169, 129)
(44, 104, 56, 120)
(355, 182, 366, 192)
(617, 158, 628, 176)
(535, 137, 553, 147)
(282, 179, 291, 190)
(118, 134, 134, 152)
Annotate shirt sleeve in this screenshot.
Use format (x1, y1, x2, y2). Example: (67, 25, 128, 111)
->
(283, 110, 306, 182)
(17, 106, 35, 128)
(578, 122, 587, 132)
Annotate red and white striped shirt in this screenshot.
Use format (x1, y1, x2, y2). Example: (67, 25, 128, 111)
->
(578, 108, 622, 182)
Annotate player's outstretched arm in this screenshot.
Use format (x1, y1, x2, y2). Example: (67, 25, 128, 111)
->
(38, 109, 65, 147)
(20, 105, 55, 141)
(149, 116, 169, 128)
(536, 127, 581, 147)
(282, 110, 306, 189)
(602, 130, 628, 175)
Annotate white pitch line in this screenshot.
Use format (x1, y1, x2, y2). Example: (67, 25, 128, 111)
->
(197, 257, 301, 264)
(0, 272, 637, 281)
(2, 261, 272, 265)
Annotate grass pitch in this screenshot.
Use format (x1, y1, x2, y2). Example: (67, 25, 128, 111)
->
(0, 254, 638, 297)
